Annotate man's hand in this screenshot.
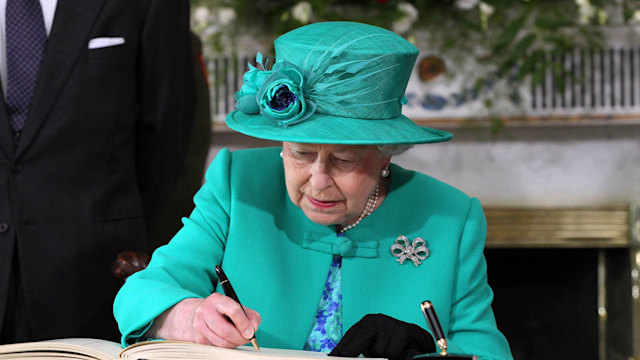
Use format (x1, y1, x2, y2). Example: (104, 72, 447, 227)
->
(111, 251, 150, 279)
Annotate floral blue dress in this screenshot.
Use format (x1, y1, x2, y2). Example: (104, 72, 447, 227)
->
(303, 253, 343, 352)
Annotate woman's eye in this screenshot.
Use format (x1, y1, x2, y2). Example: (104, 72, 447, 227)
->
(291, 150, 315, 161)
(332, 156, 359, 170)
(295, 151, 313, 158)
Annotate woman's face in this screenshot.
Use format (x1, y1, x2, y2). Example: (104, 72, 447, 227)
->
(282, 142, 390, 226)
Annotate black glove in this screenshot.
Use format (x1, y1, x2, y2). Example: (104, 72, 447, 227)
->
(329, 314, 436, 360)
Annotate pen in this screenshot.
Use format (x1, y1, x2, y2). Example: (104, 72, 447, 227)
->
(420, 300, 447, 356)
(214, 265, 260, 351)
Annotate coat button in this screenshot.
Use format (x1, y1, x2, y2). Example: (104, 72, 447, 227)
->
(11, 164, 23, 173)
(0, 223, 8, 233)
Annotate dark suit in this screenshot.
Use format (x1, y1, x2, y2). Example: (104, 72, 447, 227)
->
(149, 32, 211, 252)
(0, 0, 195, 342)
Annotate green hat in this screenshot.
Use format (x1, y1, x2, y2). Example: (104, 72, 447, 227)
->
(226, 21, 452, 145)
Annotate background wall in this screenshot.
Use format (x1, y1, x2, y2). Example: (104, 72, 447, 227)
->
(207, 123, 640, 207)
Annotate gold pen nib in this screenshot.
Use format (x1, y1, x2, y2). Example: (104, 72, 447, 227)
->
(250, 338, 260, 351)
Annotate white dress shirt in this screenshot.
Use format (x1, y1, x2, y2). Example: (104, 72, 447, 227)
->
(0, 0, 57, 97)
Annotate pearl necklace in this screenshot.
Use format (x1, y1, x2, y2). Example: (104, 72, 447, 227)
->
(339, 184, 379, 233)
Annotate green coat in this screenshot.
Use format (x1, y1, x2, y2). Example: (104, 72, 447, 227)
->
(114, 147, 512, 360)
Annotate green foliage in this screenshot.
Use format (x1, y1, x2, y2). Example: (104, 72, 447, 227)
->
(192, 0, 640, 126)
(192, 0, 621, 79)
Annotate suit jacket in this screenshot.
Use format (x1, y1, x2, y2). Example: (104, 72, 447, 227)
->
(149, 31, 211, 252)
(0, 0, 195, 341)
(114, 148, 513, 360)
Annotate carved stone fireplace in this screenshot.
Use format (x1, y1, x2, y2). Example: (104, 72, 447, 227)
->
(483, 204, 640, 360)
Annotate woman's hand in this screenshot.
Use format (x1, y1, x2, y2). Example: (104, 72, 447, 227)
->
(329, 314, 435, 360)
(147, 293, 261, 348)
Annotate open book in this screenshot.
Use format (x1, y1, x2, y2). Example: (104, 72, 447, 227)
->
(0, 338, 387, 359)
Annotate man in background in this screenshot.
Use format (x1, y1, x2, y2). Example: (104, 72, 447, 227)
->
(112, 31, 212, 278)
(0, 0, 195, 343)
(148, 31, 211, 252)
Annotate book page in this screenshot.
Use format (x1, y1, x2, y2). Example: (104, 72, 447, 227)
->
(0, 338, 122, 360)
(120, 341, 386, 360)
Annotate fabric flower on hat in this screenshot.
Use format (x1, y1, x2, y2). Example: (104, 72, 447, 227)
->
(235, 53, 317, 127)
(258, 61, 317, 127)
(234, 54, 273, 114)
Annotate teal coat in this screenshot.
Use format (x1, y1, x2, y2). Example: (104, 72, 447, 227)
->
(114, 147, 512, 360)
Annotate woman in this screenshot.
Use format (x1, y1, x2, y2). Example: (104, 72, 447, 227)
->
(114, 21, 512, 360)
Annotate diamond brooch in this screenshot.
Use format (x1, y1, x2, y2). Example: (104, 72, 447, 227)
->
(390, 235, 429, 266)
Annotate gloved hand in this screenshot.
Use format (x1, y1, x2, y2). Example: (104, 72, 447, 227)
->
(329, 314, 436, 360)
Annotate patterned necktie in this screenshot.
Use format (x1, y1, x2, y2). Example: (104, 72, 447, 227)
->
(5, 0, 46, 138)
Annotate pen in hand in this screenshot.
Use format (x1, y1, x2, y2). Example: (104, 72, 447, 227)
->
(214, 265, 260, 351)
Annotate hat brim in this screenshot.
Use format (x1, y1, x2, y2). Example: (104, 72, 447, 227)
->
(226, 110, 453, 145)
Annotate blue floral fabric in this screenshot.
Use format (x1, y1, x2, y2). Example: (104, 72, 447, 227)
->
(304, 254, 343, 352)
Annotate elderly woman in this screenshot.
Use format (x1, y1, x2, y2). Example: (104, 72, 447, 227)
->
(114, 22, 512, 360)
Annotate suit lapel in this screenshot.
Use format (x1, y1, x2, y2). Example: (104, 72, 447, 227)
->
(0, 94, 15, 159)
(15, 0, 104, 156)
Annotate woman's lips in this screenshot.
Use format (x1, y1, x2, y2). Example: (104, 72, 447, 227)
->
(306, 195, 340, 209)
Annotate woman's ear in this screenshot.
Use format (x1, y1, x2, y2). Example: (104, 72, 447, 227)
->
(380, 157, 392, 178)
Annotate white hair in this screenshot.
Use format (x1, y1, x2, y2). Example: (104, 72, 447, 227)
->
(376, 144, 413, 156)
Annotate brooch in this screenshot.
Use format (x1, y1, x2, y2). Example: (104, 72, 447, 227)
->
(390, 235, 429, 266)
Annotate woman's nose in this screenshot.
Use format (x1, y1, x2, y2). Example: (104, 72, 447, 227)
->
(309, 160, 333, 190)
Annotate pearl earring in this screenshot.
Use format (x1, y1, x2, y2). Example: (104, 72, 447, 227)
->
(381, 167, 390, 178)
(280, 151, 283, 158)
